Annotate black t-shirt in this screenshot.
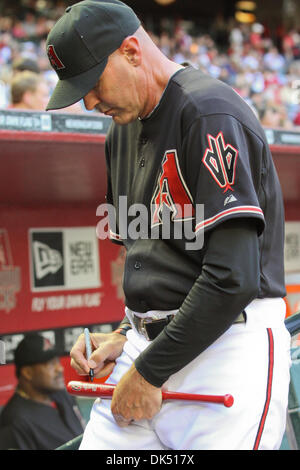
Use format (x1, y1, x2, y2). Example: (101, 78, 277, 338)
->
(0, 390, 84, 450)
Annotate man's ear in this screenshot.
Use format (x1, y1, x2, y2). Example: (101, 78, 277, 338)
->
(119, 36, 141, 66)
(20, 365, 34, 381)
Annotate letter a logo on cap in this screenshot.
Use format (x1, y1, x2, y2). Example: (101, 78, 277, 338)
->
(47, 45, 65, 70)
(43, 337, 53, 351)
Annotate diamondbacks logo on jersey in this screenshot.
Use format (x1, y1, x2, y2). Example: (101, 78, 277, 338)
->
(47, 45, 65, 71)
(202, 132, 238, 193)
(151, 149, 194, 227)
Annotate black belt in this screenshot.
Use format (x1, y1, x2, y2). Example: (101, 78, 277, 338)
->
(132, 314, 175, 341)
(132, 311, 246, 341)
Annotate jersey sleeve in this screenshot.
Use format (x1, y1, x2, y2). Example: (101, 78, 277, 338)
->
(183, 114, 265, 236)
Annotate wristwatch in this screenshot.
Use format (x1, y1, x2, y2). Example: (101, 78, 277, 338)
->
(114, 324, 132, 336)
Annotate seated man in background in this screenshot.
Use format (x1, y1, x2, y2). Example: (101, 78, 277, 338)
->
(8, 70, 50, 111)
(7, 69, 87, 113)
(0, 333, 85, 450)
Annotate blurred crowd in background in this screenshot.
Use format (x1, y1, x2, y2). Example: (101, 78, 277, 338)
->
(0, 0, 300, 128)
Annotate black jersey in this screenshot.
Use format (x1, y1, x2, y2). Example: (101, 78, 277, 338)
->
(105, 66, 286, 315)
(0, 391, 84, 449)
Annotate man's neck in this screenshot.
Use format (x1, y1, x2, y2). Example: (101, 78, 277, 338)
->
(16, 385, 54, 406)
(140, 60, 184, 119)
(10, 102, 30, 110)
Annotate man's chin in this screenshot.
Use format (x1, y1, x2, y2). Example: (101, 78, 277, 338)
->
(53, 377, 65, 390)
(112, 113, 138, 125)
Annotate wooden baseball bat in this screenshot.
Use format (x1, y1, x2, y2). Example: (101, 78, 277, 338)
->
(67, 380, 234, 407)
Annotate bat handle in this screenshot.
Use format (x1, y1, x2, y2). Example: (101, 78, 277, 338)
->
(161, 391, 234, 407)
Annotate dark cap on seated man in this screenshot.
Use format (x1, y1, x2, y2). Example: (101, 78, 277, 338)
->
(14, 332, 60, 368)
(14, 332, 65, 394)
(45, 0, 141, 111)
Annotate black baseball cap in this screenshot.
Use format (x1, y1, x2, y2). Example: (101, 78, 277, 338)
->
(14, 333, 60, 368)
(45, 0, 141, 111)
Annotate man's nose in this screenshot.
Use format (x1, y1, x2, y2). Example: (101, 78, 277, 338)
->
(55, 360, 64, 373)
(83, 90, 100, 110)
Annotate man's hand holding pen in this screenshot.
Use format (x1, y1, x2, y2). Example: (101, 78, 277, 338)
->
(70, 329, 127, 380)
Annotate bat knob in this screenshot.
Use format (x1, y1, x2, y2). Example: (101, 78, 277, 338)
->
(224, 394, 234, 407)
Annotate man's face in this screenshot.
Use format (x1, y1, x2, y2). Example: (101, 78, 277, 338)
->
(30, 357, 65, 393)
(27, 81, 50, 110)
(83, 49, 144, 125)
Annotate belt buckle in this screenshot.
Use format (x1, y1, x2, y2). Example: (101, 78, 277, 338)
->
(139, 318, 150, 341)
(139, 316, 158, 341)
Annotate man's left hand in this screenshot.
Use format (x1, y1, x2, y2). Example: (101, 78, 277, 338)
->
(111, 364, 162, 427)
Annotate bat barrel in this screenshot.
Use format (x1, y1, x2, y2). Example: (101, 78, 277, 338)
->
(67, 381, 115, 398)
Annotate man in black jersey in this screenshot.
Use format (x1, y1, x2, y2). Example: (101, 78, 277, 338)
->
(0, 333, 85, 449)
(45, 1, 291, 449)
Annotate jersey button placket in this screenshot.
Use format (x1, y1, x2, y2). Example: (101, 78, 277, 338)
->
(140, 136, 147, 145)
(139, 136, 147, 168)
(134, 261, 142, 270)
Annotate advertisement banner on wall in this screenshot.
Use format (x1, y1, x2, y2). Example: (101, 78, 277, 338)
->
(0, 212, 126, 404)
(29, 227, 101, 291)
(0, 229, 21, 314)
(0, 205, 126, 332)
(284, 221, 300, 274)
(284, 221, 300, 318)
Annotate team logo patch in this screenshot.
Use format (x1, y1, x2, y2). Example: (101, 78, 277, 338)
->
(202, 132, 238, 193)
(151, 149, 194, 227)
(47, 45, 65, 71)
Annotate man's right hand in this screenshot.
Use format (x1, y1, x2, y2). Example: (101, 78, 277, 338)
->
(70, 331, 127, 379)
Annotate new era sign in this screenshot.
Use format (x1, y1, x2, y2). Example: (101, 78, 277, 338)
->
(30, 228, 101, 291)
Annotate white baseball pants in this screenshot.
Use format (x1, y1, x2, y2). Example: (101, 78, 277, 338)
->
(80, 298, 291, 450)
